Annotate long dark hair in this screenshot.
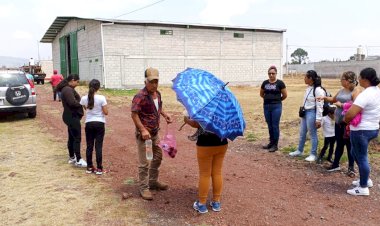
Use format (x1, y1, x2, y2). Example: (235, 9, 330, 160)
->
(306, 70, 322, 89)
(87, 79, 100, 110)
(360, 68, 380, 86)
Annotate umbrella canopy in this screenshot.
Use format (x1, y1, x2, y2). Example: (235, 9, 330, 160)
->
(172, 68, 246, 141)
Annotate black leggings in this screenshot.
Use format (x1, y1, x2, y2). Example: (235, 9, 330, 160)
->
(63, 115, 82, 161)
(332, 123, 354, 169)
(85, 121, 105, 169)
(319, 136, 335, 160)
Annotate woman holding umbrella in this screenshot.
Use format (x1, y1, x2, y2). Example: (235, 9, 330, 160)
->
(260, 65, 287, 152)
(184, 116, 228, 214)
(173, 68, 246, 214)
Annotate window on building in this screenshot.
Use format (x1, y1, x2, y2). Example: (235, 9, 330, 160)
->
(233, 33, 244, 38)
(160, 29, 173, 35)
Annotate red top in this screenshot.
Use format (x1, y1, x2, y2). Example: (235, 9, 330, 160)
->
(131, 87, 162, 134)
(50, 74, 63, 87)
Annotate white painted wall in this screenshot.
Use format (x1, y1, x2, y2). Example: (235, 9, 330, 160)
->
(52, 19, 284, 88)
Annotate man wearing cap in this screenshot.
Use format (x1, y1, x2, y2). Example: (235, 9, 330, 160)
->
(50, 69, 64, 101)
(131, 67, 173, 200)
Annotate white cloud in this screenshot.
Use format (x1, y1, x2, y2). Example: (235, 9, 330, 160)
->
(199, 0, 264, 25)
(12, 31, 33, 40)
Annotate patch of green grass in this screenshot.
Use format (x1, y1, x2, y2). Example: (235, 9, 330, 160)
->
(281, 145, 297, 154)
(100, 88, 138, 97)
(245, 132, 257, 142)
(123, 177, 135, 185)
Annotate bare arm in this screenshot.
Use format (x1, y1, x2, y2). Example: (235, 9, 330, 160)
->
(160, 110, 173, 123)
(260, 88, 265, 98)
(281, 88, 287, 101)
(102, 105, 108, 115)
(184, 116, 200, 128)
(131, 112, 150, 140)
(343, 104, 362, 124)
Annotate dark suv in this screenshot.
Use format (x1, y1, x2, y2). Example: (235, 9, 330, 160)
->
(0, 70, 37, 118)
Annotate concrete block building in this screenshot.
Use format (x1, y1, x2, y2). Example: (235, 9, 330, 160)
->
(41, 17, 285, 88)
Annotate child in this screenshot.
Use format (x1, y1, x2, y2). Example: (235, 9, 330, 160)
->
(80, 79, 108, 175)
(317, 106, 336, 164)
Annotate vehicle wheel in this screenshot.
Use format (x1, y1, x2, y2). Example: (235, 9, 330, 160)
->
(37, 80, 40, 85)
(41, 80, 45, 85)
(5, 85, 29, 106)
(28, 110, 37, 118)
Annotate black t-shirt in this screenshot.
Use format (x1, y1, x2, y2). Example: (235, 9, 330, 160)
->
(196, 132, 228, 146)
(260, 79, 286, 104)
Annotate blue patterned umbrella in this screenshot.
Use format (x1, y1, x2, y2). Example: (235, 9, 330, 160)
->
(172, 68, 246, 141)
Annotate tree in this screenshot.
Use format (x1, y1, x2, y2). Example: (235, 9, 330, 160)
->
(290, 48, 308, 64)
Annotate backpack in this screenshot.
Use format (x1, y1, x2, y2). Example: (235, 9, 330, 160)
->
(313, 86, 332, 116)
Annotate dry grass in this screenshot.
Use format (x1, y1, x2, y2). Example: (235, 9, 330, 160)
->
(157, 76, 343, 145)
(0, 118, 147, 225)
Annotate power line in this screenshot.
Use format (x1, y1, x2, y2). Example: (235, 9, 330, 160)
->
(114, 0, 167, 19)
(289, 44, 380, 49)
(288, 45, 356, 49)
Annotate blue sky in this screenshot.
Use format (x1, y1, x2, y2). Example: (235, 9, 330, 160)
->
(1, 0, 379, 62)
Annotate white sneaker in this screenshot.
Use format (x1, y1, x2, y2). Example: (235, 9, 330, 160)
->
(289, 150, 302, 157)
(75, 159, 87, 168)
(347, 186, 369, 196)
(352, 178, 373, 188)
(305, 155, 317, 162)
(68, 157, 76, 164)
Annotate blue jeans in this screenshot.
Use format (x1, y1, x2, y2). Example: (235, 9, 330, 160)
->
(350, 130, 379, 187)
(297, 109, 318, 155)
(263, 103, 282, 144)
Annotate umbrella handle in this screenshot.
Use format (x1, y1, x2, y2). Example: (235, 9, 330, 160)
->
(178, 122, 187, 131)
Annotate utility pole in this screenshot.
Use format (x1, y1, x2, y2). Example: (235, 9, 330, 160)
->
(286, 38, 289, 77)
(37, 40, 40, 61)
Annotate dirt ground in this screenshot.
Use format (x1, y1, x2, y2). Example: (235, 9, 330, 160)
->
(0, 115, 146, 225)
(30, 81, 380, 226)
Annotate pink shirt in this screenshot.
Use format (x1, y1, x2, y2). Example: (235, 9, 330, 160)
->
(51, 74, 63, 87)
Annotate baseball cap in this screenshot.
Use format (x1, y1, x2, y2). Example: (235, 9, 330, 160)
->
(145, 67, 159, 81)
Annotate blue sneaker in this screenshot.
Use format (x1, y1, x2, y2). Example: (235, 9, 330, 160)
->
(193, 201, 208, 214)
(210, 201, 221, 212)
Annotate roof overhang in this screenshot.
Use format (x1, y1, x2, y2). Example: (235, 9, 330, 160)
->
(41, 16, 286, 43)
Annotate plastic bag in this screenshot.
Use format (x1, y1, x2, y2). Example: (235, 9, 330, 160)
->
(159, 125, 177, 158)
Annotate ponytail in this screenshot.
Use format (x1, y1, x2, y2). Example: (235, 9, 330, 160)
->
(87, 79, 101, 110)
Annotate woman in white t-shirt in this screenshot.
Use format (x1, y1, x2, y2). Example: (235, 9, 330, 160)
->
(80, 79, 108, 175)
(344, 68, 380, 196)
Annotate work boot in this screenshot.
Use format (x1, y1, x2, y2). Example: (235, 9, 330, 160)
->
(262, 142, 273, 149)
(149, 181, 169, 191)
(140, 189, 153, 200)
(268, 144, 278, 152)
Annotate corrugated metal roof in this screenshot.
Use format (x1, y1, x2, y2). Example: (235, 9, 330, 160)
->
(40, 16, 286, 43)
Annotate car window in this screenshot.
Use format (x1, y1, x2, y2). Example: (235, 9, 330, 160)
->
(0, 73, 28, 87)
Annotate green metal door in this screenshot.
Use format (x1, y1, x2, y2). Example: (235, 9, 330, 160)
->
(69, 32, 79, 75)
(59, 37, 67, 78)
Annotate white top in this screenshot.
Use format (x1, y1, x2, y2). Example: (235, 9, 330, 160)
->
(321, 115, 335, 137)
(303, 86, 325, 121)
(350, 86, 380, 131)
(153, 98, 159, 111)
(80, 94, 107, 123)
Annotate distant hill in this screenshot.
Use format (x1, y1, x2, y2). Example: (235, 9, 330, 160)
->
(0, 56, 28, 68)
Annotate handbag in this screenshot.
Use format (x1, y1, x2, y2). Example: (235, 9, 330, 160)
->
(299, 88, 313, 118)
(299, 107, 306, 117)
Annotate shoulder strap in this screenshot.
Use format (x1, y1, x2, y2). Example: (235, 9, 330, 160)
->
(303, 88, 313, 107)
